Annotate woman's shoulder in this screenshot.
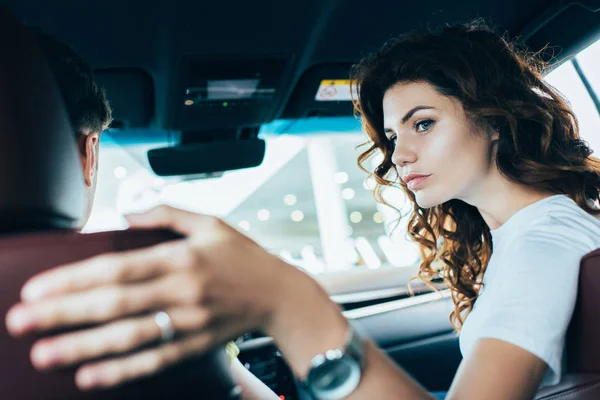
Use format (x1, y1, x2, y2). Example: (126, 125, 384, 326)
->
(546, 194, 600, 220)
(488, 197, 600, 278)
(497, 195, 600, 249)
(529, 195, 600, 251)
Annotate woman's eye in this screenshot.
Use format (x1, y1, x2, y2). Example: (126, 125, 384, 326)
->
(388, 135, 397, 146)
(415, 119, 435, 133)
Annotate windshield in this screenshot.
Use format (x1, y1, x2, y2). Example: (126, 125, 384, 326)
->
(86, 121, 420, 278)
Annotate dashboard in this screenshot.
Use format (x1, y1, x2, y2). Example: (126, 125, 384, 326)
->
(237, 336, 300, 399)
(235, 286, 452, 399)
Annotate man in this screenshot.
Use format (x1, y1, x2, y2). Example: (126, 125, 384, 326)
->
(34, 30, 109, 229)
(33, 31, 276, 399)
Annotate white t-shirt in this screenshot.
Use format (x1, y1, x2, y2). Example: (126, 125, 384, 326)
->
(459, 194, 600, 388)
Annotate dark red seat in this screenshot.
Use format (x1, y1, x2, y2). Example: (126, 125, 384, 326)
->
(0, 7, 239, 399)
(535, 249, 600, 399)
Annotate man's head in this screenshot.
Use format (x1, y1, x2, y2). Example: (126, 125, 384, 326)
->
(33, 31, 112, 228)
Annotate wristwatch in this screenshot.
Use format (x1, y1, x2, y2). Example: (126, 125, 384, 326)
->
(299, 322, 366, 400)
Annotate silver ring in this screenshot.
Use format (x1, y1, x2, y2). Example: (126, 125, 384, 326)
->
(154, 311, 176, 342)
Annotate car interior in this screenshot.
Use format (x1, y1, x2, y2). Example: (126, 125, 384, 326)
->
(1, 0, 600, 399)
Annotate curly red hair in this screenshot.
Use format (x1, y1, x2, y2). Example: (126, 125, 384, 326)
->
(353, 20, 600, 329)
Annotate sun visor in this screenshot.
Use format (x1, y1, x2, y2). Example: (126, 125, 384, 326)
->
(281, 63, 356, 119)
(94, 69, 154, 129)
(171, 57, 291, 131)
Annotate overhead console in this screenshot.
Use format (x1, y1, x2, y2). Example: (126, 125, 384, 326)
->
(281, 63, 356, 119)
(147, 57, 292, 177)
(174, 57, 291, 131)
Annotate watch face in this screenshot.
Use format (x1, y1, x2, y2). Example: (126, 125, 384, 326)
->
(308, 355, 361, 399)
(312, 357, 354, 389)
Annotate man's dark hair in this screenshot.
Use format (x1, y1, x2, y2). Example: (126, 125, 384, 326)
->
(33, 30, 112, 136)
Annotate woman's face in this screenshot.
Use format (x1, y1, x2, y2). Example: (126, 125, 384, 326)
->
(382, 81, 496, 209)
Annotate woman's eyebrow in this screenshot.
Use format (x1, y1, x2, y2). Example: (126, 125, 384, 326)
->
(384, 106, 436, 132)
(402, 106, 435, 124)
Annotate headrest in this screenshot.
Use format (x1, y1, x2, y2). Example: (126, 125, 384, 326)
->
(0, 7, 85, 234)
(566, 248, 600, 373)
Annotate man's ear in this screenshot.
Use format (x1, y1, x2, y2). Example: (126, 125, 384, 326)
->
(78, 132, 100, 187)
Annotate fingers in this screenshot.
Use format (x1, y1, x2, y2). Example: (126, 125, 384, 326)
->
(31, 314, 160, 370)
(30, 307, 214, 370)
(21, 240, 187, 302)
(125, 205, 215, 237)
(8, 271, 202, 336)
(74, 330, 218, 390)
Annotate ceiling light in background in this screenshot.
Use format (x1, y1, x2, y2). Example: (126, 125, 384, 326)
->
(184, 100, 194, 106)
(363, 176, 376, 190)
(291, 210, 305, 222)
(373, 212, 384, 224)
(257, 209, 271, 221)
(334, 172, 349, 184)
(342, 188, 355, 200)
(284, 194, 297, 206)
(113, 166, 127, 180)
(350, 211, 363, 224)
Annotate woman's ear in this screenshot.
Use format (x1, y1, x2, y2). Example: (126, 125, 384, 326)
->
(491, 128, 500, 141)
(484, 117, 502, 142)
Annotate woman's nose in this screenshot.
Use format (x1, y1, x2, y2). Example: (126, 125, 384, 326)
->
(391, 141, 417, 167)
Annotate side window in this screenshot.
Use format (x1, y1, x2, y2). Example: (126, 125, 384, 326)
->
(544, 39, 600, 153)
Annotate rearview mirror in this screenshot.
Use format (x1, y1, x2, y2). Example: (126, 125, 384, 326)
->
(147, 139, 266, 177)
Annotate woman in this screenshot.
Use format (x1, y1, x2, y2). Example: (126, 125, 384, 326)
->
(7, 21, 600, 399)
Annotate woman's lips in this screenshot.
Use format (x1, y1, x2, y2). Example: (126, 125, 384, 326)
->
(407, 175, 431, 191)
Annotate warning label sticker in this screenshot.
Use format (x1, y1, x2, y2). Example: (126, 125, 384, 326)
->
(315, 79, 358, 102)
